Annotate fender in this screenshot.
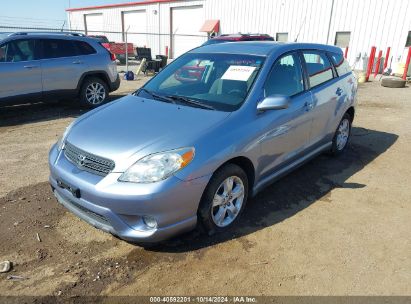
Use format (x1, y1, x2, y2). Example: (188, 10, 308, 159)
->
(76, 71, 119, 93)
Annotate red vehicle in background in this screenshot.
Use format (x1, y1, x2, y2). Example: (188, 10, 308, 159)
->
(174, 63, 207, 83)
(175, 34, 274, 83)
(202, 33, 274, 46)
(88, 35, 135, 64)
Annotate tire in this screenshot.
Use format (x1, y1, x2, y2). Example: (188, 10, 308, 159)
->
(198, 164, 249, 235)
(381, 77, 406, 88)
(79, 77, 109, 108)
(330, 113, 352, 156)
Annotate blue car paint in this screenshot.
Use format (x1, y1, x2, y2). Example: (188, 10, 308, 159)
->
(49, 42, 357, 242)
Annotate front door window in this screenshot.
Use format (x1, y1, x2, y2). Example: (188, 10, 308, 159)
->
(264, 53, 304, 97)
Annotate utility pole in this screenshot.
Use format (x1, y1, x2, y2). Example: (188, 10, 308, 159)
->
(326, 0, 335, 44)
(125, 25, 130, 72)
(68, 0, 72, 31)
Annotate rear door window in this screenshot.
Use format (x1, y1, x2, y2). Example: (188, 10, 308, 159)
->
(264, 53, 304, 97)
(41, 39, 78, 59)
(302, 51, 334, 87)
(329, 52, 352, 76)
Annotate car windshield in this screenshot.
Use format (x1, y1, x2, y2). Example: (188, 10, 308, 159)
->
(138, 53, 265, 112)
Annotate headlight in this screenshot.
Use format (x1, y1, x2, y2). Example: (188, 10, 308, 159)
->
(119, 147, 195, 183)
(57, 121, 74, 151)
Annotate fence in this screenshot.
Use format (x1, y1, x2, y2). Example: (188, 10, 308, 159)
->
(0, 24, 208, 58)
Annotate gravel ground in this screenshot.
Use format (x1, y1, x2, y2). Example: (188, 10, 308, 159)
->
(0, 78, 410, 297)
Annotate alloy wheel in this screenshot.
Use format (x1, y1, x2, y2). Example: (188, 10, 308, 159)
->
(336, 118, 350, 151)
(211, 176, 245, 228)
(85, 82, 106, 105)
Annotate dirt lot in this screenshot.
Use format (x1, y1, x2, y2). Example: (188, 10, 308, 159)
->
(0, 77, 410, 297)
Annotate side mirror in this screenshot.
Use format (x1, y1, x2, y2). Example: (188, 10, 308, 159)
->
(257, 95, 290, 112)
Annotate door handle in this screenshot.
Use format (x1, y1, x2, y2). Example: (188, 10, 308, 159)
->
(305, 100, 314, 111)
(72, 60, 83, 64)
(336, 87, 343, 96)
(23, 65, 39, 69)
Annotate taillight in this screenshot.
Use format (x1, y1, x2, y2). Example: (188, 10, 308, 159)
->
(99, 42, 116, 61)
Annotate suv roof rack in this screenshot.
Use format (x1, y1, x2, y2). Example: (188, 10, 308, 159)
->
(10, 31, 85, 37)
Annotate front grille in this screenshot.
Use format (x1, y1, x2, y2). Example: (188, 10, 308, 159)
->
(72, 201, 109, 225)
(65, 196, 109, 226)
(64, 142, 115, 177)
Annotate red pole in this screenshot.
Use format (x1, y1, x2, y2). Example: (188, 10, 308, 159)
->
(366, 46, 376, 82)
(374, 50, 383, 77)
(383, 47, 391, 71)
(344, 47, 349, 59)
(165, 46, 169, 57)
(403, 47, 411, 80)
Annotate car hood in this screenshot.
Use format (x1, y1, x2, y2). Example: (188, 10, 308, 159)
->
(66, 95, 231, 172)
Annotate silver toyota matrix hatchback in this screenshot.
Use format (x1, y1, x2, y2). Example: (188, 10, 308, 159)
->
(49, 42, 357, 243)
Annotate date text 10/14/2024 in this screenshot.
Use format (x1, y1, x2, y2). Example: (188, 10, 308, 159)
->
(149, 297, 258, 303)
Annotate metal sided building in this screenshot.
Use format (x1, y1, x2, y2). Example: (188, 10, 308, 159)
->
(67, 0, 411, 70)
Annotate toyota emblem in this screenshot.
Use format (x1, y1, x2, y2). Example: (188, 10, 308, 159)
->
(77, 154, 87, 166)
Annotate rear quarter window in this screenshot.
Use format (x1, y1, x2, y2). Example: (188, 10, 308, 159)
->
(329, 52, 352, 76)
(75, 41, 97, 55)
(91, 36, 109, 43)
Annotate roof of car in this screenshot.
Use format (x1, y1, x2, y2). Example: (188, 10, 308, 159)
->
(0, 32, 99, 44)
(191, 41, 343, 57)
(213, 34, 273, 41)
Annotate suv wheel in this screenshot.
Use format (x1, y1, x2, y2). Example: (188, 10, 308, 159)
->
(198, 164, 248, 235)
(80, 77, 109, 107)
(330, 113, 352, 155)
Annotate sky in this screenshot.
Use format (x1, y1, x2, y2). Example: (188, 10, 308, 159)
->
(1, 0, 142, 29)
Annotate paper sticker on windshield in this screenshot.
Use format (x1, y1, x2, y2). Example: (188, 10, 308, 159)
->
(221, 66, 257, 81)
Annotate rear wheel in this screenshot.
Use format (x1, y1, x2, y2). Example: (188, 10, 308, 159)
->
(198, 164, 248, 235)
(330, 113, 352, 155)
(79, 77, 109, 108)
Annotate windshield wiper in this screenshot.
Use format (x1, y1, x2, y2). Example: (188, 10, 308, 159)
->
(136, 88, 176, 104)
(165, 95, 215, 110)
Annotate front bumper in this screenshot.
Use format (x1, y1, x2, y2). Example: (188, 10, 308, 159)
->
(49, 144, 210, 243)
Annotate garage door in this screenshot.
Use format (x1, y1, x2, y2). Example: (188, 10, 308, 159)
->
(85, 13, 103, 35)
(122, 10, 147, 46)
(171, 5, 206, 58)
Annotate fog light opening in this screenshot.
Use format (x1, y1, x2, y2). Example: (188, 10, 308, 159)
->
(143, 216, 158, 229)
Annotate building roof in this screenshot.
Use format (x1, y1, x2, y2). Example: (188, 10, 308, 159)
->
(66, 0, 181, 12)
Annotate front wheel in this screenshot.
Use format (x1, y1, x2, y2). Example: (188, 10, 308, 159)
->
(330, 113, 352, 155)
(198, 164, 248, 235)
(79, 77, 109, 108)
